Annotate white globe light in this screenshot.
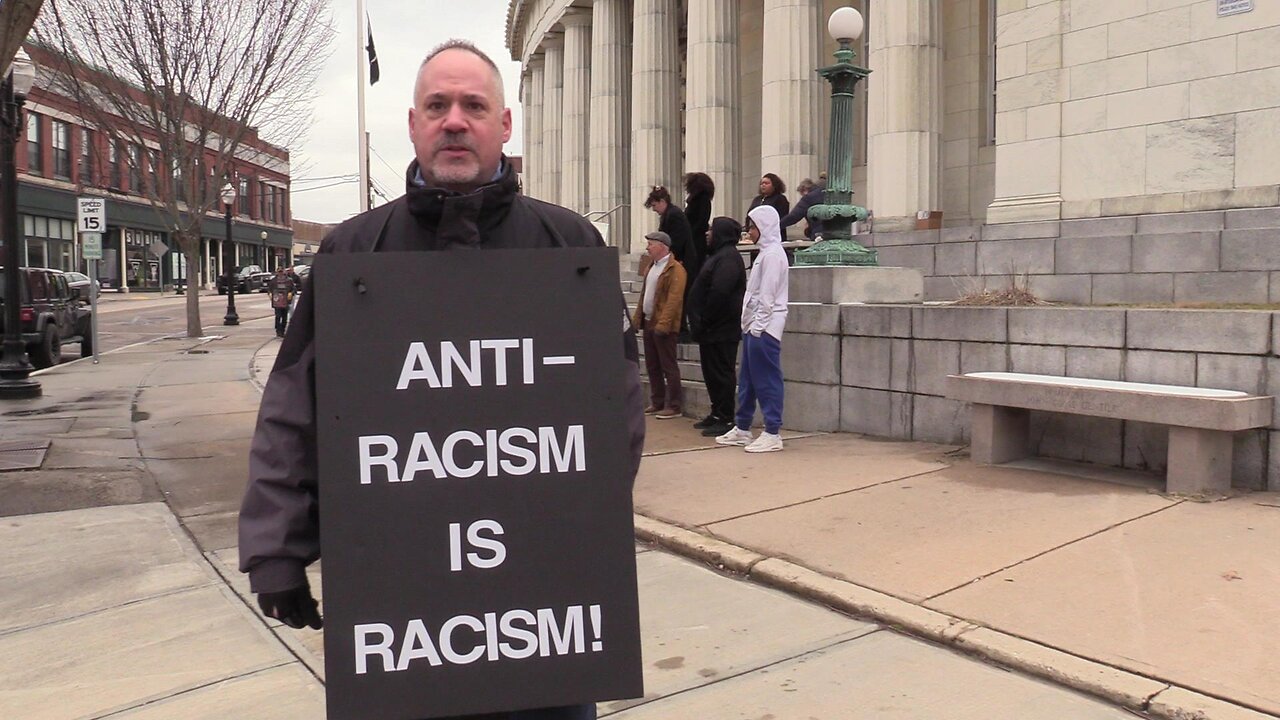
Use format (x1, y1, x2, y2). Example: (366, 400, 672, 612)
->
(11, 47, 36, 98)
(828, 6, 865, 43)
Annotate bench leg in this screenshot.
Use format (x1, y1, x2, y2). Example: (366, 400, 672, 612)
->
(1166, 427, 1232, 497)
(970, 404, 1030, 465)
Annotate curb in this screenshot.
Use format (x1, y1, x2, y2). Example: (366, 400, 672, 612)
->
(633, 512, 1279, 720)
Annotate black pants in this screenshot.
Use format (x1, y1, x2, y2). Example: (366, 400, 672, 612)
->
(274, 307, 289, 335)
(699, 339, 739, 422)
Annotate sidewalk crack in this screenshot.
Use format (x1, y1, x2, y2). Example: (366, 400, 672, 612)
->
(923, 499, 1186, 602)
(704, 464, 954, 527)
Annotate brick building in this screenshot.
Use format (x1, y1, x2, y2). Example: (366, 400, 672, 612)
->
(14, 45, 294, 291)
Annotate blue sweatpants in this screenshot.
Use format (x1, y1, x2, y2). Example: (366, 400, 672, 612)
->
(735, 332, 784, 435)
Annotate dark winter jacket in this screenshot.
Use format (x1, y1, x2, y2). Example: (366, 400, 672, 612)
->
(746, 192, 791, 231)
(686, 217, 747, 343)
(685, 191, 712, 248)
(781, 186, 825, 239)
(238, 157, 646, 597)
(659, 203, 699, 285)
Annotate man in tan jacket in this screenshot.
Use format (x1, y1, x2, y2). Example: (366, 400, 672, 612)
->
(632, 230, 687, 419)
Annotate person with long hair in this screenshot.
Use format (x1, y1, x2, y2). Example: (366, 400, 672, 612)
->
(645, 185, 698, 338)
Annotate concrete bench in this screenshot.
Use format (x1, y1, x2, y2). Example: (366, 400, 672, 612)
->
(946, 372, 1273, 496)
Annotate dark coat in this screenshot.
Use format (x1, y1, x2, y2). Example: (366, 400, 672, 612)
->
(747, 192, 791, 230)
(238, 158, 646, 599)
(686, 218, 747, 343)
(660, 203, 700, 289)
(781, 187, 825, 239)
(684, 191, 712, 247)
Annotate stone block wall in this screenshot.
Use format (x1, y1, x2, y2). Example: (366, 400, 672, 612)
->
(993, 0, 1280, 221)
(784, 303, 1280, 490)
(862, 207, 1280, 304)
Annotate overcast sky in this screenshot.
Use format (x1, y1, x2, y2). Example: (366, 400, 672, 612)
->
(289, 2, 523, 224)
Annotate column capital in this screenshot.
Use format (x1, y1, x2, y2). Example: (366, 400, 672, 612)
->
(526, 53, 545, 69)
(559, 9, 593, 27)
(541, 34, 564, 51)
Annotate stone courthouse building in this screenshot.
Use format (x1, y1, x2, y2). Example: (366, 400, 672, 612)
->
(507, 0, 1280, 305)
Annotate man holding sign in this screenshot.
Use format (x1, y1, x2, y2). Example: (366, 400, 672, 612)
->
(238, 40, 645, 720)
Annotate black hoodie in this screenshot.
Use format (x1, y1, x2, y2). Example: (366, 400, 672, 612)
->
(685, 217, 747, 343)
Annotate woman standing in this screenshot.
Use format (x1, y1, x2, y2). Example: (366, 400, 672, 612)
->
(746, 173, 791, 229)
(684, 172, 715, 250)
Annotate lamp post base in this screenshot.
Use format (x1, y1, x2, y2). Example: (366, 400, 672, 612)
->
(223, 313, 240, 326)
(0, 377, 42, 399)
(794, 239, 879, 266)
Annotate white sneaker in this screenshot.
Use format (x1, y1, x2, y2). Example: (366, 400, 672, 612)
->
(715, 426, 754, 446)
(744, 432, 784, 453)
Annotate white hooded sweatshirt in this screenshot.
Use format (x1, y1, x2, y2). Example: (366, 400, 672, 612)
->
(742, 204, 789, 339)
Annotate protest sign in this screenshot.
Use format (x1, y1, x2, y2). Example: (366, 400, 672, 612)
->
(314, 248, 643, 719)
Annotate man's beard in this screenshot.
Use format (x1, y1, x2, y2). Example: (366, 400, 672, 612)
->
(427, 133, 483, 186)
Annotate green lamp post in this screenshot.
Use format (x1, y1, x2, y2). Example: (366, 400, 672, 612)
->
(795, 6, 877, 267)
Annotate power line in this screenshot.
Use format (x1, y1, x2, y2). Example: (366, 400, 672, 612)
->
(291, 178, 359, 193)
(369, 144, 402, 177)
(292, 173, 360, 184)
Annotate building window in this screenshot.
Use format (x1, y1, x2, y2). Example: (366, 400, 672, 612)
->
(80, 128, 95, 184)
(173, 159, 185, 203)
(52, 120, 71, 179)
(110, 141, 122, 189)
(26, 112, 42, 175)
(128, 144, 142, 191)
(238, 177, 250, 215)
(148, 149, 160, 194)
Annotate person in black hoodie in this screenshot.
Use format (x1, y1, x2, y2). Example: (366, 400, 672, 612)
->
(686, 216, 748, 437)
(645, 185, 698, 337)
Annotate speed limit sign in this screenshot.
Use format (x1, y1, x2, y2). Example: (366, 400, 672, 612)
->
(77, 197, 106, 233)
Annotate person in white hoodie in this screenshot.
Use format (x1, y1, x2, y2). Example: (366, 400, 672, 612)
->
(716, 204, 788, 453)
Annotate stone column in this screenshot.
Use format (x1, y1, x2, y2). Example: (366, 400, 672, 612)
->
(541, 37, 564, 206)
(761, 0, 823, 221)
(560, 13, 592, 214)
(630, 0, 681, 254)
(525, 56, 545, 200)
(685, 0, 740, 218)
(866, 0, 944, 231)
(985, 3, 1065, 223)
(589, 0, 633, 250)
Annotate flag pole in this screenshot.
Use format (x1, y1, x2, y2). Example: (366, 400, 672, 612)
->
(356, 0, 370, 212)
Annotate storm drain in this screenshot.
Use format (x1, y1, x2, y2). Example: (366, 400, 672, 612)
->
(0, 439, 51, 471)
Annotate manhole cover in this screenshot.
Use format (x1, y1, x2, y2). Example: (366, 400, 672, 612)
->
(0, 439, 51, 452)
(0, 447, 48, 471)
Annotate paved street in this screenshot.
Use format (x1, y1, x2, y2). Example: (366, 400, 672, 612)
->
(0, 322, 1276, 718)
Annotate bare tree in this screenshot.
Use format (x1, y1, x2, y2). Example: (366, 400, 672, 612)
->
(34, 0, 333, 337)
(0, 0, 44, 78)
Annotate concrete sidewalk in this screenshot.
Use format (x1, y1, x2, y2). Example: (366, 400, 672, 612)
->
(1, 321, 1277, 718)
(635, 421, 1280, 719)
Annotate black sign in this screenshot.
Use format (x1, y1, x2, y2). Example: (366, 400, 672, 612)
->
(314, 249, 643, 720)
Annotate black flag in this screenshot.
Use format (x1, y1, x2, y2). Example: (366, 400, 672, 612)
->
(366, 17, 380, 85)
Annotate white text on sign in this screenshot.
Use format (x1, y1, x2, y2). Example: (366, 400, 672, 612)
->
(396, 339, 576, 389)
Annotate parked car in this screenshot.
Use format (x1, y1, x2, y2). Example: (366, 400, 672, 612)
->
(0, 267, 93, 367)
(64, 271, 100, 296)
(216, 265, 266, 294)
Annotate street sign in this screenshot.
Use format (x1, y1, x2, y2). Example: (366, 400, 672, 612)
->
(313, 249, 642, 720)
(1218, 0, 1253, 16)
(148, 240, 169, 258)
(76, 197, 106, 233)
(82, 232, 103, 260)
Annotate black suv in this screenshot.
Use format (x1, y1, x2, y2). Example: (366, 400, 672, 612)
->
(0, 267, 93, 368)
(216, 265, 267, 294)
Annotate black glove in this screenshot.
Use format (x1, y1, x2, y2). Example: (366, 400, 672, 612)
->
(257, 585, 323, 630)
